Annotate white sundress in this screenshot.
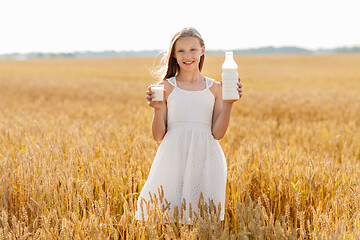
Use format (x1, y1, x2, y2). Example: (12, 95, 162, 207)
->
(135, 76, 227, 223)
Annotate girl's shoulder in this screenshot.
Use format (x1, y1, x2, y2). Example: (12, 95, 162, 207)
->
(155, 77, 174, 87)
(206, 77, 221, 99)
(158, 77, 175, 101)
(205, 77, 219, 88)
(161, 77, 176, 89)
(207, 76, 221, 88)
(163, 76, 176, 87)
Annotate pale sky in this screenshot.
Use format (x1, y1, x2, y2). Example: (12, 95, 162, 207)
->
(0, 0, 359, 54)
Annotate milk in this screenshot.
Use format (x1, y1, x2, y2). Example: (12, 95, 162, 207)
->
(151, 85, 164, 101)
(222, 51, 239, 100)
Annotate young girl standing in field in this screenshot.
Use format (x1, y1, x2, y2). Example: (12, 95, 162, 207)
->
(135, 27, 242, 223)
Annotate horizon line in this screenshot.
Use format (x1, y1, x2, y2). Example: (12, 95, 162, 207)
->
(1, 44, 360, 56)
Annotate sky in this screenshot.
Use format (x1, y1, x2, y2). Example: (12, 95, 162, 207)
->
(0, 0, 359, 54)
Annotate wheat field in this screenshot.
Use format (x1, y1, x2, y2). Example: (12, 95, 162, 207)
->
(0, 54, 359, 239)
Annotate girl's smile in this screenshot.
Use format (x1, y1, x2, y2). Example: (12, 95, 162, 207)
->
(184, 61, 194, 66)
(174, 36, 205, 71)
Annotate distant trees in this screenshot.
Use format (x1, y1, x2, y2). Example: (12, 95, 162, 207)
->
(1, 46, 360, 59)
(232, 46, 312, 54)
(334, 46, 360, 53)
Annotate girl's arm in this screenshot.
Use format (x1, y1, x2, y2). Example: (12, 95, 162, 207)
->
(146, 81, 173, 142)
(151, 106, 167, 142)
(211, 79, 242, 140)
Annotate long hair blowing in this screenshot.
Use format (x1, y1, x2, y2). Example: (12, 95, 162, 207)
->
(152, 27, 205, 81)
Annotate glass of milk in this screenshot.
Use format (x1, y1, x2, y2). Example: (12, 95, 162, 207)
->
(150, 84, 164, 101)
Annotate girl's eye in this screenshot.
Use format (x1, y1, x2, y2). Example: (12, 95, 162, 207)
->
(178, 50, 184, 53)
(191, 49, 196, 51)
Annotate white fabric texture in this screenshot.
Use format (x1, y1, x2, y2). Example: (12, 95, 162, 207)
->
(135, 76, 227, 223)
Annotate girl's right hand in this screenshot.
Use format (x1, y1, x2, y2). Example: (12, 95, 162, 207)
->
(146, 86, 166, 109)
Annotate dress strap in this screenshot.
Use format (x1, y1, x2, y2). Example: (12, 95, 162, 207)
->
(166, 76, 177, 87)
(206, 77, 215, 89)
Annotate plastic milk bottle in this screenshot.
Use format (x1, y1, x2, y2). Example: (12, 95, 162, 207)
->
(222, 51, 239, 100)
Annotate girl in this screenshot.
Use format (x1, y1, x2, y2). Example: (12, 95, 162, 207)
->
(135, 27, 242, 223)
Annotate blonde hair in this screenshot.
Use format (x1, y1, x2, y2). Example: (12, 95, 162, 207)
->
(153, 27, 205, 81)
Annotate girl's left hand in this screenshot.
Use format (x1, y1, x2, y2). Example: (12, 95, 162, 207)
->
(237, 77, 243, 99)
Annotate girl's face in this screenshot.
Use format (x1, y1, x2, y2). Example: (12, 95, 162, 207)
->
(173, 36, 205, 72)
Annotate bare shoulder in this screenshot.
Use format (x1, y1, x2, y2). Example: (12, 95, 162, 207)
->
(159, 79, 174, 91)
(211, 80, 221, 89)
(158, 79, 175, 101)
(209, 79, 221, 99)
